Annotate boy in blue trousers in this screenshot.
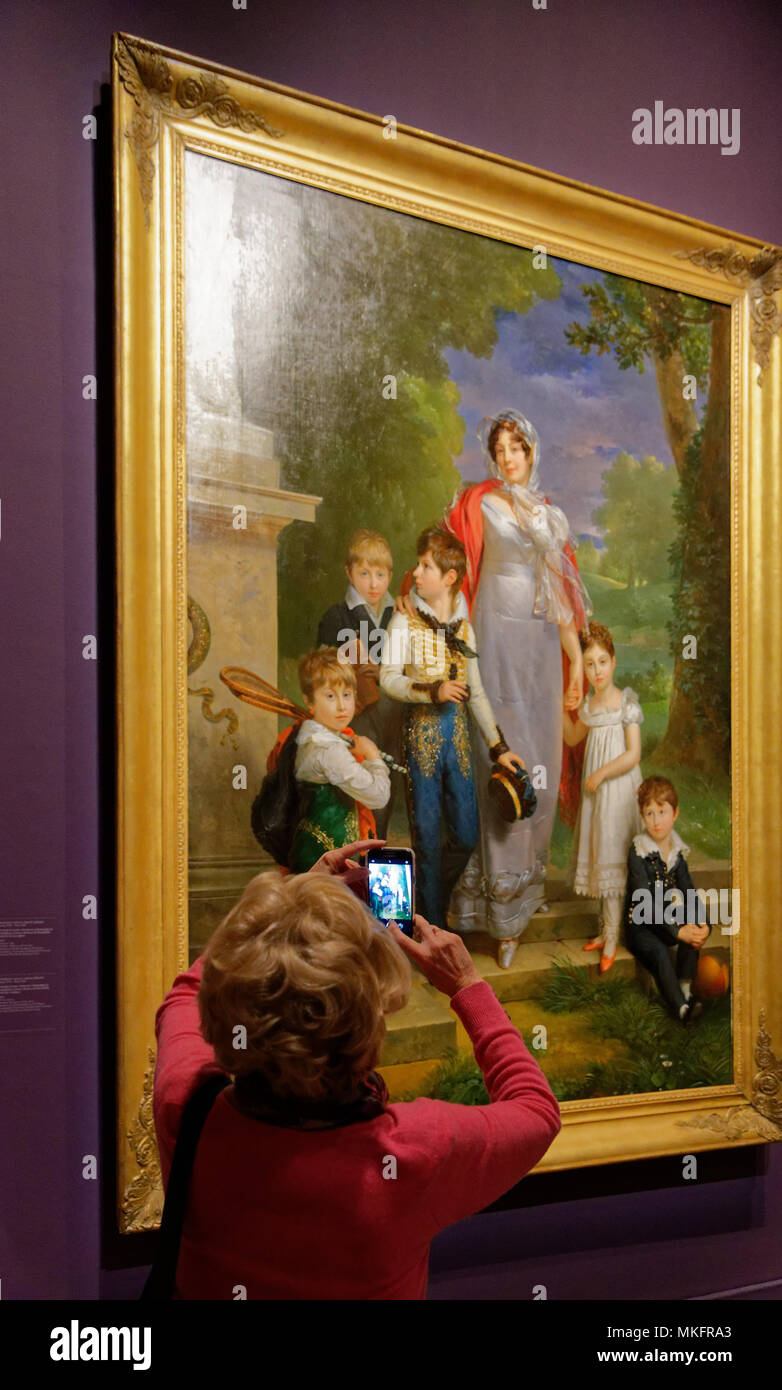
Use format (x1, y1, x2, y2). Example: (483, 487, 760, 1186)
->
(381, 526, 525, 925)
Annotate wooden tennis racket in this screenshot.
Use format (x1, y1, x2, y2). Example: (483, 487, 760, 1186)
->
(219, 666, 407, 776)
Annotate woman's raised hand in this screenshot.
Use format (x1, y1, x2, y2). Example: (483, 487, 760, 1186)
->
(393, 593, 417, 617)
(387, 916, 483, 997)
(306, 838, 384, 899)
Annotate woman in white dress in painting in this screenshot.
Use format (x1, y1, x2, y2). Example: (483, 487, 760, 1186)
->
(562, 622, 644, 971)
(443, 409, 592, 968)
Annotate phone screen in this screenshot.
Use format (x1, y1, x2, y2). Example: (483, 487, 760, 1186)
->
(367, 854, 414, 936)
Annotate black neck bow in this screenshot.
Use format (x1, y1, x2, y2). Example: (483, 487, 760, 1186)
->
(415, 607, 478, 659)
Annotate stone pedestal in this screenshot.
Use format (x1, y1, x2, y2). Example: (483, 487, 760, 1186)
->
(186, 413, 320, 954)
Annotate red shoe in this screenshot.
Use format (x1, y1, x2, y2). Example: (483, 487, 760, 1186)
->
(599, 952, 616, 974)
(583, 938, 603, 952)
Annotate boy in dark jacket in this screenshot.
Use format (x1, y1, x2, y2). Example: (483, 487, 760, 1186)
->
(624, 776, 709, 1022)
(317, 529, 400, 836)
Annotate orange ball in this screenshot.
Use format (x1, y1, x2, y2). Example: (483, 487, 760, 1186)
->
(694, 953, 730, 999)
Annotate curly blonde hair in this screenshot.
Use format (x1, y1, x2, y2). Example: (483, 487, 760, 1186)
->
(199, 872, 410, 1103)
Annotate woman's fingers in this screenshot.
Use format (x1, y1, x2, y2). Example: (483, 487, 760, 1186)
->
(385, 921, 427, 959)
(394, 594, 417, 617)
(388, 916, 482, 997)
(308, 839, 385, 875)
(387, 914, 437, 949)
(411, 913, 439, 939)
(342, 867, 369, 904)
(337, 838, 385, 861)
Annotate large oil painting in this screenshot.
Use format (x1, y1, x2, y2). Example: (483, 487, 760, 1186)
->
(184, 153, 734, 1107)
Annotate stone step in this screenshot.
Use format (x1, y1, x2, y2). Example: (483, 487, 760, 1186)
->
(379, 973, 456, 1066)
(540, 864, 582, 902)
(378, 935, 732, 1069)
(523, 916, 601, 942)
(539, 860, 731, 902)
(446, 891, 603, 943)
(510, 900, 600, 943)
(462, 860, 734, 944)
(471, 933, 731, 1002)
(462, 936, 638, 1002)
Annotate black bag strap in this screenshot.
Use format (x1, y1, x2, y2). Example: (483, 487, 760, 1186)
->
(141, 1072, 231, 1301)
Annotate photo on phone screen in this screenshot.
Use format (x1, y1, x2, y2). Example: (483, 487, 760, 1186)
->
(367, 851, 415, 937)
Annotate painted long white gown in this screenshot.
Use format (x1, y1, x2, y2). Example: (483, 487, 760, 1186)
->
(569, 688, 644, 899)
(449, 493, 567, 940)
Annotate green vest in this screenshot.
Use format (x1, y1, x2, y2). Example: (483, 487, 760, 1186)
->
(288, 782, 360, 873)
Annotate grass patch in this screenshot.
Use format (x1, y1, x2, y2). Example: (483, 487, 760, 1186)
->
(540, 959, 623, 1013)
(402, 1050, 489, 1105)
(541, 960, 732, 1095)
(549, 1061, 640, 1103)
(581, 571, 626, 591)
(405, 963, 732, 1104)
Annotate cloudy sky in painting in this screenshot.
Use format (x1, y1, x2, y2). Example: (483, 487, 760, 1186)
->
(445, 258, 681, 540)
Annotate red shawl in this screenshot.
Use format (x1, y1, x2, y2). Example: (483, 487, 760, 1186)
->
(443, 481, 586, 827)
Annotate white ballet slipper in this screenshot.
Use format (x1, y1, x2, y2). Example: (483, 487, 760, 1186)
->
(498, 938, 520, 969)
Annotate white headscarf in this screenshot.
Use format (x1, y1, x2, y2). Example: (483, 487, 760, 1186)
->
(478, 408, 542, 495)
(476, 408, 592, 628)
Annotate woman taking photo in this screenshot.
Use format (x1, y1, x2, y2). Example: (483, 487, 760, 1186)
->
(153, 840, 560, 1300)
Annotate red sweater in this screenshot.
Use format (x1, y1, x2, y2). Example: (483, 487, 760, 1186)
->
(153, 958, 561, 1300)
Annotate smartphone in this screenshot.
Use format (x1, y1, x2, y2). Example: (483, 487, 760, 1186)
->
(366, 848, 415, 937)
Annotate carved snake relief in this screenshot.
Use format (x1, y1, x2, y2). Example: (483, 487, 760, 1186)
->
(187, 596, 239, 747)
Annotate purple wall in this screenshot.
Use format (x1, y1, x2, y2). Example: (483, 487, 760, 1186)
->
(2, 0, 780, 1300)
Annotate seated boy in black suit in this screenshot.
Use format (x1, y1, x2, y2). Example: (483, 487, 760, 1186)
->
(624, 776, 710, 1023)
(317, 529, 400, 837)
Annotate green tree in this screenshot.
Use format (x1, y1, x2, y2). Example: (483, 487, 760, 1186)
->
(574, 538, 602, 574)
(595, 452, 677, 587)
(565, 276, 711, 470)
(235, 187, 562, 656)
(565, 275, 730, 774)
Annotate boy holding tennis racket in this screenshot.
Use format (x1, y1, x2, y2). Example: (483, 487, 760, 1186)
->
(288, 649, 390, 872)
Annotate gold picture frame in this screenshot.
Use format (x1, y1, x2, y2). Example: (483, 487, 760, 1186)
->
(112, 31, 782, 1231)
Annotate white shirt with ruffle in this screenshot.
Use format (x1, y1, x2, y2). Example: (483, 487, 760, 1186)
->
(294, 721, 390, 809)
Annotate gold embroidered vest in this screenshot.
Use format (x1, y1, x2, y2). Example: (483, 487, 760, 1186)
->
(406, 610, 469, 684)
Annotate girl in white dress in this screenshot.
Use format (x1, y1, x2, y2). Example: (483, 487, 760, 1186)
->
(562, 622, 644, 972)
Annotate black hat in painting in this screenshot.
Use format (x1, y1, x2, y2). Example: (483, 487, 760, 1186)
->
(488, 764, 537, 823)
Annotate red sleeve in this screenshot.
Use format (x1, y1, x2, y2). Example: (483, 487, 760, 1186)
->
(153, 955, 227, 1186)
(415, 981, 561, 1232)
